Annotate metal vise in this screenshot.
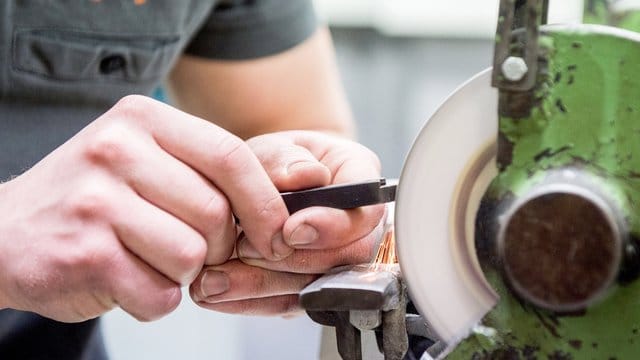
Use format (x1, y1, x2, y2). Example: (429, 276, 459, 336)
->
(300, 264, 440, 360)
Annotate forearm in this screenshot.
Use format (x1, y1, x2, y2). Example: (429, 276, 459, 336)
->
(166, 27, 355, 140)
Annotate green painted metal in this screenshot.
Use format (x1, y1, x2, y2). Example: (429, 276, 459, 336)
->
(584, 0, 640, 33)
(446, 26, 640, 359)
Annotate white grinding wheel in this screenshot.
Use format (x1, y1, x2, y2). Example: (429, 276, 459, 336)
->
(395, 69, 500, 348)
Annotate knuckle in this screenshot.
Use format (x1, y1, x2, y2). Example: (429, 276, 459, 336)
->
(65, 182, 115, 221)
(255, 194, 285, 226)
(56, 241, 105, 272)
(248, 271, 267, 294)
(201, 194, 231, 226)
(231, 301, 257, 315)
(111, 95, 154, 121)
(213, 135, 249, 172)
(175, 240, 207, 279)
(258, 194, 282, 215)
(84, 124, 136, 168)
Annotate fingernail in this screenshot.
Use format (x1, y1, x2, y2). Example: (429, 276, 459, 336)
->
(237, 238, 263, 260)
(288, 223, 319, 247)
(201, 270, 230, 298)
(271, 232, 294, 260)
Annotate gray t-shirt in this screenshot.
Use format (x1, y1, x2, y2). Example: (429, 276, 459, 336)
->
(0, 1, 316, 359)
(0, 0, 316, 179)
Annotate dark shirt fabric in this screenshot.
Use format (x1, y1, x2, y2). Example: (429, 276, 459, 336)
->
(0, 1, 316, 359)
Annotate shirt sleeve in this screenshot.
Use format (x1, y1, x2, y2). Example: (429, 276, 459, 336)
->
(185, 0, 318, 60)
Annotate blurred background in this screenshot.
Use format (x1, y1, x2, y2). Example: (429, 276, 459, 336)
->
(102, 1, 583, 359)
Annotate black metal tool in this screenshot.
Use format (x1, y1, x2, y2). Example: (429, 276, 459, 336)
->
(280, 178, 396, 214)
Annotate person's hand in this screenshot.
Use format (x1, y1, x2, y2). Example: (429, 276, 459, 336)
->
(190, 131, 386, 315)
(0, 95, 292, 322)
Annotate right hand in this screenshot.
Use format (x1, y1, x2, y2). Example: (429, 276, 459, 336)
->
(0, 95, 290, 322)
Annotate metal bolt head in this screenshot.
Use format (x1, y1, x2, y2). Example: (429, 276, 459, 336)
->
(501, 56, 528, 82)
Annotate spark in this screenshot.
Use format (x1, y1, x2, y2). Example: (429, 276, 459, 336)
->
(370, 225, 398, 270)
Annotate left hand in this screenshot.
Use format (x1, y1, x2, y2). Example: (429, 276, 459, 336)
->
(189, 131, 386, 315)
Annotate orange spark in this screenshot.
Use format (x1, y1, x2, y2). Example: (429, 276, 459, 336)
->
(370, 225, 398, 270)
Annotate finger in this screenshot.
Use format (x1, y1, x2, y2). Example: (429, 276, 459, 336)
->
(237, 223, 383, 273)
(108, 245, 182, 322)
(287, 131, 382, 183)
(283, 205, 385, 249)
(91, 128, 236, 265)
(111, 185, 207, 285)
(130, 142, 236, 266)
(190, 260, 317, 303)
(247, 133, 331, 191)
(195, 295, 302, 316)
(108, 96, 290, 261)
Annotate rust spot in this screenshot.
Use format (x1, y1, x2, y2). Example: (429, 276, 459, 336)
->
(548, 350, 573, 360)
(554, 72, 562, 83)
(533, 145, 571, 162)
(522, 345, 539, 360)
(567, 65, 577, 71)
(555, 99, 567, 113)
(471, 347, 520, 360)
(498, 132, 515, 171)
(555, 309, 587, 318)
(619, 234, 640, 283)
(571, 42, 582, 49)
(532, 309, 561, 338)
(568, 340, 582, 350)
(472, 345, 543, 360)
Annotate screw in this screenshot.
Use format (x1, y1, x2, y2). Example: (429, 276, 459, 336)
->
(501, 56, 528, 82)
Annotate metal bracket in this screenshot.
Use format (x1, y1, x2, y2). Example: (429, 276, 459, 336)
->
(492, 0, 549, 91)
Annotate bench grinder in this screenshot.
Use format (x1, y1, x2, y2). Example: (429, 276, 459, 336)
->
(302, 1, 640, 358)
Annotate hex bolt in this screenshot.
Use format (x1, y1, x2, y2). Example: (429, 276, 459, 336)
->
(501, 56, 528, 82)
